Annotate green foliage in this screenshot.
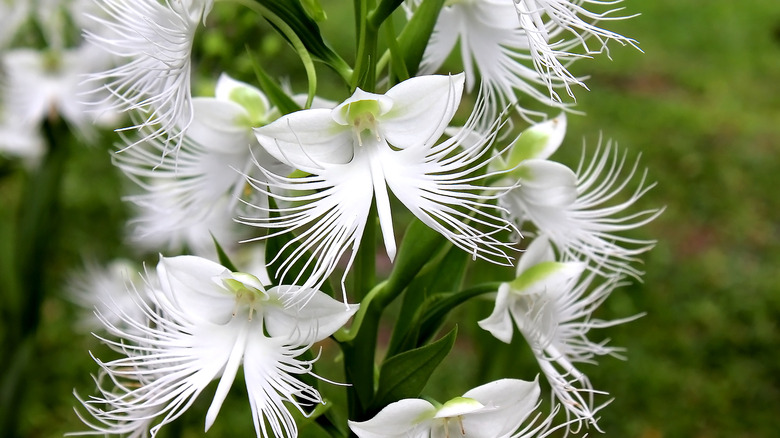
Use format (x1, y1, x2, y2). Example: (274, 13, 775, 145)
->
(395, 0, 445, 76)
(255, 0, 349, 74)
(247, 48, 303, 114)
(372, 327, 457, 410)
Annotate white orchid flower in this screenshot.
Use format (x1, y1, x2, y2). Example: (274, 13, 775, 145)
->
(479, 236, 638, 431)
(115, 73, 289, 255)
(417, 0, 568, 113)
(513, 0, 639, 98)
(500, 116, 661, 278)
(1, 43, 116, 139)
(0, 0, 29, 49)
(410, 0, 636, 112)
(83, 0, 213, 152)
(74, 255, 357, 438)
(249, 74, 515, 299)
(66, 259, 150, 332)
(349, 378, 556, 438)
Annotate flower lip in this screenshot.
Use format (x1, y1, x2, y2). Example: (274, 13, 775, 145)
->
(217, 271, 270, 320)
(331, 88, 393, 126)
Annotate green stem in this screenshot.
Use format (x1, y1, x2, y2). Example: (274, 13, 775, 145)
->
(233, 0, 319, 106)
(0, 117, 69, 437)
(0, 338, 33, 437)
(353, 203, 377, 302)
(351, 0, 378, 91)
(337, 277, 403, 424)
(381, 15, 409, 84)
(368, 0, 404, 29)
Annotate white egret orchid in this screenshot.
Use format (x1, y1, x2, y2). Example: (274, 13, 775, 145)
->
(74, 255, 357, 438)
(84, 0, 213, 152)
(249, 74, 515, 299)
(115, 73, 288, 255)
(1, 43, 116, 139)
(410, 0, 637, 112)
(500, 115, 661, 278)
(479, 236, 637, 431)
(349, 378, 555, 438)
(417, 0, 567, 112)
(66, 259, 150, 332)
(512, 0, 639, 98)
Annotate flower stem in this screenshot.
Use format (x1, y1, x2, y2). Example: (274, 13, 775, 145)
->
(352, 0, 379, 91)
(0, 117, 69, 436)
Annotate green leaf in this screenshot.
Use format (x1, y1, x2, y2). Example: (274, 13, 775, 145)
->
(384, 218, 449, 296)
(247, 48, 302, 115)
(371, 326, 457, 410)
(254, 0, 351, 80)
(396, 0, 446, 76)
(382, 14, 410, 83)
(210, 234, 238, 272)
(386, 244, 467, 356)
(416, 283, 499, 346)
(370, 0, 405, 28)
(300, 0, 327, 22)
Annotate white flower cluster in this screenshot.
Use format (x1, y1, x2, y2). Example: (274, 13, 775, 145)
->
(53, 0, 659, 437)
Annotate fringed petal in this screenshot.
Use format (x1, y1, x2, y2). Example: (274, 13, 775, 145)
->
(83, 0, 211, 153)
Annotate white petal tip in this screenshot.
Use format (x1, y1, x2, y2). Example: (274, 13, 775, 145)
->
(204, 410, 217, 432)
(386, 244, 397, 262)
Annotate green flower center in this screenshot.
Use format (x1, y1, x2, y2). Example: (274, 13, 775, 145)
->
(229, 87, 268, 127)
(341, 99, 381, 146)
(222, 273, 268, 320)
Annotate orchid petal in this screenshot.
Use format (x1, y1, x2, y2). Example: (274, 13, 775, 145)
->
(348, 399, 435, 438)
(243, 336, 319, 438)
(265, 286, 358, 343)
(460, 378, 541, 438)
(332, 88, 393, 125)
(254, 109, 354, 169)
(215, 72, 270, 124)
(516, 159, 578, 208)
(205, 321, 249, 431)
(157, 256, 235, 324)
(515, 235, 555, 275)
(507, 113, 567, 165)
(381, 74, 464, 149)
(477, 284, 515, 344)
(191, 98, 252, 139)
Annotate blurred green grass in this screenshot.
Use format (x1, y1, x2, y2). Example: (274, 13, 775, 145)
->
(2, 0, 779, 436)
(560, 0, 780, 436)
